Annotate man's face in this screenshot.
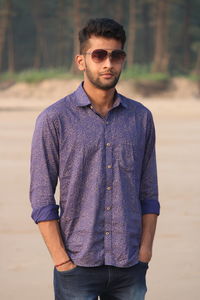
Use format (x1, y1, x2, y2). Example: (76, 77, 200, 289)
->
(78, 36, 125, 90)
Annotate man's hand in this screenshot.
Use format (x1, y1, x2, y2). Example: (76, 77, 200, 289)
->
(37, 220, 75, 272)
(56, 261, 77, 272)
(138, 214, 158, 263)
(138, 246, 152, 263)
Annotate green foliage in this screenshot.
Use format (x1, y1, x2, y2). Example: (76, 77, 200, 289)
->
(0, 66, 199, 84)
(0, 0, 199, 75)
(0, 68, 81, 83)
(188, 74, 200, 81)
(0, 65, 172, 83)
(121, 65, 170, 81)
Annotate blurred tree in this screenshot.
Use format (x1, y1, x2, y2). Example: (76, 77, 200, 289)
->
(191, 28, 200, 75)
(127, 0, 136, 67)
(182, 0, 192, 69)
(141, 0, 151, 64)
(0, 0, 15, 72)
(152, 0, 169, 72)
(32, 0, 50, 69)
(70, 0, 81, 73)
(56, 0, 67, 67)
(190, 0, 200, 75)
(192, 43, 200, 75)
(70, 0, 90, 73)
(7, 14, 14, 72)
(0, 0, 199, 75)
(115, 0, 124, 24)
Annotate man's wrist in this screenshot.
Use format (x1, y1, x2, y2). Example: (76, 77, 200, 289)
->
(139, 244, 152, 251)
(138, 245, 152, 262)
(55, 259, 71, 268)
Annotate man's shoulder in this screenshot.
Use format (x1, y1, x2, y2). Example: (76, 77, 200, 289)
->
(36, 92, 75, 122)
(119, 93, 152, 116)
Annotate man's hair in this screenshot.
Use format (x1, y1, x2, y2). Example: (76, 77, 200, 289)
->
(79, 18, 126, 54)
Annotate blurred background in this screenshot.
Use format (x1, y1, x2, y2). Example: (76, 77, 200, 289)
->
(0, 0, 200, 299)
(0, 0, 200, 81)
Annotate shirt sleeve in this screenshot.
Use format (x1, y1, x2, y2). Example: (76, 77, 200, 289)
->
(140, 111, 160, 215)
(29, 110, 60, 224)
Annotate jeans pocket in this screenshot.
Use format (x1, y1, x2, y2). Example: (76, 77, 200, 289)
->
(138, 260, 149, 267)
(54, 266, 79, 275)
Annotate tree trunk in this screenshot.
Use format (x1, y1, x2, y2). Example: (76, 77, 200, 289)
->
(32, 1, 49, 69)
(70, 0, 81, 73)
(182, 0, 191, 70)
(141, 1, 151, 64)
(115, 0, 123, 24)
(8, 21, 14, 72)
(127, 0, 136, 67)
(34, 20, 49, 69)
(0, 0, 13, 71)
(193, 48, 200, 75)
(152, 0, 169, 73)
(193, 48, 200, 97)
(33, 31, 41, 69)
(56, 0, 67, 67)
(100, 0, 113, 18)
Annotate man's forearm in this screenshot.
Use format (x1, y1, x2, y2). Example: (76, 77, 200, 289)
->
(38, 219, 70, 265)
(139, 214, 158, 262)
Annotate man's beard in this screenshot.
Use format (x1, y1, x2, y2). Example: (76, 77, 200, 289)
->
(84, 64, 121, 90)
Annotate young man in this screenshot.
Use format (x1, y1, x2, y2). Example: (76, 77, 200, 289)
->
(30, 18, 160, 300)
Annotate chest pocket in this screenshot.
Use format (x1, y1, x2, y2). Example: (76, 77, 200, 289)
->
(114, 143, 135, 172)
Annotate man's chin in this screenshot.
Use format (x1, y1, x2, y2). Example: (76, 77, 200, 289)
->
(98, 84, 116, 90)
(96, 78, 119, 90)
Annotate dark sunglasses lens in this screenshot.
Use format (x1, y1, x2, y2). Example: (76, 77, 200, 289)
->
(111, 50, 126, 62)
(92, 50, 107, 62)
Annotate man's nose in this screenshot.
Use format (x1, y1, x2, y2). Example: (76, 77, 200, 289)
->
(103, 55, 113, 67)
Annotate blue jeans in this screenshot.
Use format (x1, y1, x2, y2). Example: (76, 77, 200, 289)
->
(53, 261, 148, 300)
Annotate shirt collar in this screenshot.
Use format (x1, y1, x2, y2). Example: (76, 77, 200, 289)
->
(74, 81, 128, 109)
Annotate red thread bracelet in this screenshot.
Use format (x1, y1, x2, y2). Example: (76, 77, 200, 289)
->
(55, 259, 71, 268)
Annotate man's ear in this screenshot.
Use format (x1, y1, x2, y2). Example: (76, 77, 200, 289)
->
(75, 54, 85, 71)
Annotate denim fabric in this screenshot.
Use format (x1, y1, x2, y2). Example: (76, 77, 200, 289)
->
(53, 261, 148, 300)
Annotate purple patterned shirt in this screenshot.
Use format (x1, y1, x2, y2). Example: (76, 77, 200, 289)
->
(30, 82, 160, 268)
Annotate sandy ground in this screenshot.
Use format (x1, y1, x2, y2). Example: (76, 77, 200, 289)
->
(0, 80, 200, 299)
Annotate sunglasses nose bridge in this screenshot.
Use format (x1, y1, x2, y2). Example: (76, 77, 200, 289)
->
(104, 52, 113, 63)
(103, 54, 113, 67)
(108, 52, 112, 59)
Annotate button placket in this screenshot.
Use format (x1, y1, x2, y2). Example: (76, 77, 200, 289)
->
(104, 116, 113, 264)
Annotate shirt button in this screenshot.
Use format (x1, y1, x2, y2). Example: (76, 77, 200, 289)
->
(90, 105, 93, 109)
(107, 165, 112, 168)
(105, 231, 110, 235)
(106, 142, 111, 147)
(106, 121, 109, 125)
(106, 206, 111, 210)
(106, 186, 112, 190)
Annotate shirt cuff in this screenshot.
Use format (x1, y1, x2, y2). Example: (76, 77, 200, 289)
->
(31, 204, 60, 224)
(141, 199, 160, 215)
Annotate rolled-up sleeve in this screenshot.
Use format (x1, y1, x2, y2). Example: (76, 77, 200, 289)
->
(140, 111, 160, 215)
(29, 110, 60, 224)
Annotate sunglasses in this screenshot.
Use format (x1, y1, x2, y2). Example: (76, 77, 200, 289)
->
(84, 49, 126, 63)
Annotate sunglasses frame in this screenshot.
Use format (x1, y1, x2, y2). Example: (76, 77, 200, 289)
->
(83, 49, 126, 63)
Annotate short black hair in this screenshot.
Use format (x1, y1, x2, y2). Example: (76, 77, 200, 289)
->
(79, 18, 126, 54)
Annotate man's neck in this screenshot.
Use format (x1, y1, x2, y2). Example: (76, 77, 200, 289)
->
(83, 80, 116, 110)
